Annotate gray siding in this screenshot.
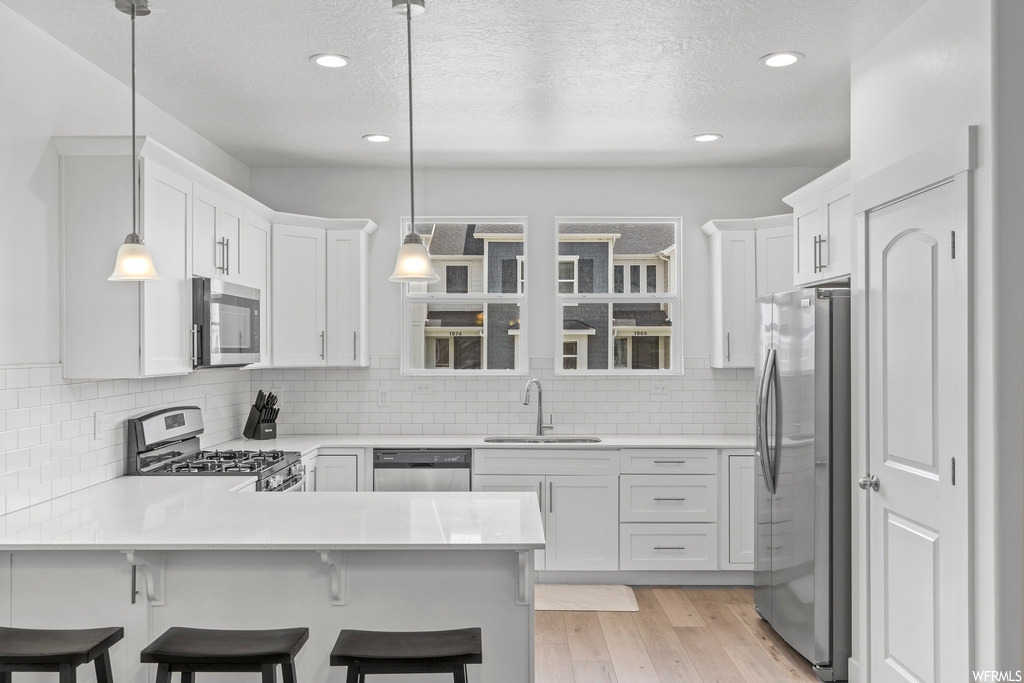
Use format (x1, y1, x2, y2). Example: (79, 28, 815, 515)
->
(559, 242, 609, 293)
(487, 303, 519, 370)
(486, 242, 524, 293)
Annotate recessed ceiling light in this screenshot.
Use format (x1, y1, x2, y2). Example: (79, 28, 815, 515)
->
(693, 133, 722, 143)
(310, 53, 350, 68)
(759, 52, 804, 68)
(363, 134, 391, 143)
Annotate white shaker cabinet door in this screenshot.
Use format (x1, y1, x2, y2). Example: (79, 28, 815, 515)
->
(728, 454, 756, 565)
(793, 201, 823, 286)
(314, 455, 358, 492)
(545, 475, 619, 571)
(755, 225, 794, 297)
(272, 224, 326, 366)
(326, 230, 369, 367)
(719, 230, 756, 368)
(192, 185, 243, 281)
(241, 212, 271, 366)
(472, 474, 546, 570)
(140, 161, 193, 377)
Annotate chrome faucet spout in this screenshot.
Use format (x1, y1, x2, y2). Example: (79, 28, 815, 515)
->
(523, 379, 551, 436)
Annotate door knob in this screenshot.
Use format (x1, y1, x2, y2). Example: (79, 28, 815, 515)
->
(858, 475, 880, 492)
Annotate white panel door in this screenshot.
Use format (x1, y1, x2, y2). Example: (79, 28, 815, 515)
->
(242, 212, 271, 365)
(793, 202, 823, 285)
(755, 225, 794, 297)
(728, 454, 756, 565)
(272, 225, 326, 366)
(545, 475, 618, 571)
(720, 230, 756, 367)
(192, 187, 219, 278)
(822, 187, 852, 280)
(315, 455, 358, 491)
(472, 473, 546, 570)
(219, 199, 243, 280)
(140, 161, 192, 376)
(867, 177, 968, 682)
(326, 231, 368, 367)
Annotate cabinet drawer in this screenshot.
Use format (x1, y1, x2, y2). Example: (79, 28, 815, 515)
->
(620, 475, 718, 523)
(619, 449, 717, 475)
(619, 523, 718, 571)
(474, 449, 619, 476)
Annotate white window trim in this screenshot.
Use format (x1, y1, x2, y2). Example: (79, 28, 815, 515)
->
(553, 217, 684, 376)
(400, 216, 529, 376)
(557, 255, 579, 294)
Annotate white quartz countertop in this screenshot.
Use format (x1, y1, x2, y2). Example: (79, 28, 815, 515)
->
(207, 434, 754, 455)
(0, 476, 545, 551)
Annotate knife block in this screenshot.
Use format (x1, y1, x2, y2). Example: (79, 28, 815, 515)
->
(242, 405, 277, 439)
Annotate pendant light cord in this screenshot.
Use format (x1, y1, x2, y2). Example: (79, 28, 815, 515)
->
(131, 4, 138, 238)
(406, 2, 415, 238)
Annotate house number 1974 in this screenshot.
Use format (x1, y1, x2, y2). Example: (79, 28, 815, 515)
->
(449, 331, 463, 337)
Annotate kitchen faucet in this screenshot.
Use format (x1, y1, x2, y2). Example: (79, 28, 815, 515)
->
(523, 378, 553, 436)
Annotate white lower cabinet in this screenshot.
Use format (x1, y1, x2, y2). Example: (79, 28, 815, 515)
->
(619, 523, 719, 570)
(314, 454, 358, 492)
(620, 474, 717, 523)
(728, 454, 756, 565)
(472, 473, 618, 571)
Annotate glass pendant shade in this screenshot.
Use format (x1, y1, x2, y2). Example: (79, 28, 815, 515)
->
(389, 232, 438, 282)
(109, 233, 160, 280)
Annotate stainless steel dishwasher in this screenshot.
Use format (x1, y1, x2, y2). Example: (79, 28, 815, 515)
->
(372, 449, 472, 492)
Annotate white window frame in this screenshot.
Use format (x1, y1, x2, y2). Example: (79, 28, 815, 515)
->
(401, 216, 528, 376)
(554, 217, 683, 376)
(557, 255, 580, 294)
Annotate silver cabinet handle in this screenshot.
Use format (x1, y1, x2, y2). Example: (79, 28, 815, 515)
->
(225, 237, 230, 274)
(537, 482, 543, 514)
(353, 331, 358, 361)
(653, 497, 687, 501)
(549, 481, 554, 513)
(725, 332, 731, 362)
(217, 237, 228, 274)
(858, 475, 880, 492)
(653, 460, 687, 464)
(813, 235, 820, 272)
(818, 235, 827, 272)
(653, 546, 686, 550)
(191, 324, 199, 367)
(320, 331, 326, 360)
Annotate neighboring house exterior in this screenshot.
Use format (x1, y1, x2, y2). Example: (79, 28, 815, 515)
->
(409, 222, 675, 371)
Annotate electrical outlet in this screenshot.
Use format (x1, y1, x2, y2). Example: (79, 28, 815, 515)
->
(414, 382, 433, 395)
(92, 411, 111, 440)
(651, 383, 669, 397)
(377, 389, 391, 407)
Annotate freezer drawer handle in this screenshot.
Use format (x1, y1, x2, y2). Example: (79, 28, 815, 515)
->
(858, 474, 880, 492)
(653, 546, 686, 550)
(653, 497, 687, 501)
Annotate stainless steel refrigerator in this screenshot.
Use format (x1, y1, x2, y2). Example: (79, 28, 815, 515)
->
(753, 287, 851, 682)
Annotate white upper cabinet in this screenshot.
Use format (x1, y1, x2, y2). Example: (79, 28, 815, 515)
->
(271, 219, 375, 368)
(192, 184, 243, 280)
(702, 214, 793, 369)
(241, 211, 272, 365)
(57, 138, 193, 379)
(784, 160, 852, 287)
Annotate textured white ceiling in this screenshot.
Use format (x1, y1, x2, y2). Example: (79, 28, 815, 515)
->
(3, 0, 925, 169)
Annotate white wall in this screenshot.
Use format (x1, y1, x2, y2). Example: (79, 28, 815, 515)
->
(0, 2, 250, 366)
(852, 0, 1023, 670)
(250, 165, 827, 362)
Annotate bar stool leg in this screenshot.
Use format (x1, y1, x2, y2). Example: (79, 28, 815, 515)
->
(58, 663, 77, 683)
(95, 651, 114, 683)
(260, 663, 276, 683)
(344, 665, 359, 683)
(179, 671, 193, 683)
(453, 664, 467, 683)
(0, 671, 11, 683)
(280, 661, 296, 683)
(155, 662, 172, 683)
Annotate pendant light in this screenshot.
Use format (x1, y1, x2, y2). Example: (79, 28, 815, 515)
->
(388, 0, 438, 283)
(109, 0, 160, 281)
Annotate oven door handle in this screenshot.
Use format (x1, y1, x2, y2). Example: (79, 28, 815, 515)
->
(278, 475, 306, 492)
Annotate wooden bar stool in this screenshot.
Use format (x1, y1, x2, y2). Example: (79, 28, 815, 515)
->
(330, 628, 482, 683)
(0, 626, 124, 683)
(140, 627, 308, 683)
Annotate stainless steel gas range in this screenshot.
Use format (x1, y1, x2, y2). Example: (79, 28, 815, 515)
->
(126, 406, 304, 492)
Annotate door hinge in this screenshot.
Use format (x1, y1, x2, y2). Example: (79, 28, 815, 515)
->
(952, 456, 956, 486)
(951, 231, 956, 259)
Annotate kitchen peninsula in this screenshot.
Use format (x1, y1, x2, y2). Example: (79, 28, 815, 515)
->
(0, 477, 544, 683)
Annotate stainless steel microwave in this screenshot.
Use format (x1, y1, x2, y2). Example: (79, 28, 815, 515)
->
(192, 277, 261, 368)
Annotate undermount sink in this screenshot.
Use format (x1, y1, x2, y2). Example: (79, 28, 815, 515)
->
(482, 436, 602, 444)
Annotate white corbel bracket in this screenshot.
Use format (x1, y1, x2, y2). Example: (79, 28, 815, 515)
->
(319, 551, 347, 606)
(516, 550, 533, 606)
(124, 550, 166, 606)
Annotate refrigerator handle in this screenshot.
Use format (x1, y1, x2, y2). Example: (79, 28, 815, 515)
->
(768, 351, 782, 492)
(758, 349, 777, 494)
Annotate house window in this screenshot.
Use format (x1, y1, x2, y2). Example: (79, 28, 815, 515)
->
(403, 219, 527, 374)
(556, 219, 681, 374)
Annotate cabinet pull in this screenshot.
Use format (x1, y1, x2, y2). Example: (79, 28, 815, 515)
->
(817, 235, 826, 271)
(537, 482, 543, 514)
(191, 324, 199, 367)
(320, 331, 326, 360)
(549, 481, 554, 513)
(813, 235, 820, 272)
(653, 546, 686, 550)
(225, 237, 230, 274)
(653, 497, 687, 501)
(653, 460, 687, 464)
(353, 331, 358, 361)
(725, 332, 730, 362)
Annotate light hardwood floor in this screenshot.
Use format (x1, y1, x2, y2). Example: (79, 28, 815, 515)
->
(535, 586, 818, 683)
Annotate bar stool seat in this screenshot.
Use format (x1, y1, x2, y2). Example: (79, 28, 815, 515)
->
(0, 626, 124, 683)
(330, 628, 482, 683)
(141, 627, 308, 683)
